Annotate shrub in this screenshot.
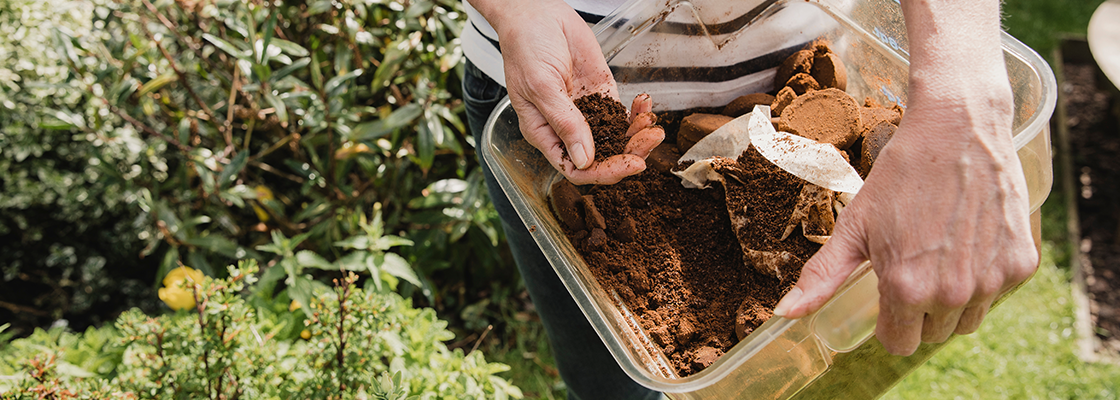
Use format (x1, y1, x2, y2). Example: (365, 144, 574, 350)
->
(0, 0, 160, 336)
(0, 261, 523, 399)
(2, 0, 515, 334)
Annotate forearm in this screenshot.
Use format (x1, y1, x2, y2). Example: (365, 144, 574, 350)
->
(900, 0, 1012, 127)
(469, 0, 565, 36)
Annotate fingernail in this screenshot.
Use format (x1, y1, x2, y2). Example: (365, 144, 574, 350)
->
(571, 142, 591, 169)
(773, 287, 802, 317)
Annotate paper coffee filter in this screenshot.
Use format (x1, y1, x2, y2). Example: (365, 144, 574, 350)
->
(674, 105, 864, 194)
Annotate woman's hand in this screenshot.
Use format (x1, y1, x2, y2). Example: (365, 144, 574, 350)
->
(472, 0, 664, 185)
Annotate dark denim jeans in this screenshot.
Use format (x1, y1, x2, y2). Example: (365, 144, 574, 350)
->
(462, 60, 662, 400)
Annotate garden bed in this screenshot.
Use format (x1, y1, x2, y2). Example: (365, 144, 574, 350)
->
(1055, 37, 1120, 364)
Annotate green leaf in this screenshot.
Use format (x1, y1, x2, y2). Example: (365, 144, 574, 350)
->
(260, 10, 279, 63)
(325, 68, 363, 98)
(217, 151, 249, 190)
(112, 77, 139, 104)
(436, 103, 467, 136)
(137, 73, 178, 97)
(310, 51, 324, 90)
(256, 243, 284, 255)
(373, 41, 409, 89)
(349, 103, 422, 141)
(255, 261, 287, 295)
(307, 0, 332, 15)
(264, 92, 288, 125)
(380, 253, 422, 287)
(203, 33, 249, 59)
(365, 253, 382, 291)
(271, 38, 309, 57)
(253, 62, 272, 82)
(295, 250, 335, 270)
(337, 252, 367, 271)
(450, 220, 469, 242)
(287, 276, 317, 318)
(56, 361, 95, 378)
(334, 236, 372, 250)
(415, 109, 436, 172)
(423, 107, 445, 146)
(405, 0, 435, 19)
(374, 235, 414, 251)
(183, 235, 240, 257)
(271, 57, 310, 82)
(291, 198, 329, 223)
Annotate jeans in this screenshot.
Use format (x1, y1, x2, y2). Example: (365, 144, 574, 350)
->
(462, 60, 663, 400)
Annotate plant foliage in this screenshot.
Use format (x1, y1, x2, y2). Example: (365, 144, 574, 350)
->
(2, 0, 510, 334)
(0, 261, 523, 399)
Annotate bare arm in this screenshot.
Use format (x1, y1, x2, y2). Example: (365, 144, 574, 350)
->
(470, 0, 664, 185)
(774, 0, 1036, 356)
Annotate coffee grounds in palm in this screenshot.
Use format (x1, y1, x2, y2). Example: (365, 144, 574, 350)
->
(575, 93, 630, 161)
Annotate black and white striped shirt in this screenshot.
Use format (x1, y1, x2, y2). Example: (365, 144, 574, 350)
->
(462, 0, 838, 111)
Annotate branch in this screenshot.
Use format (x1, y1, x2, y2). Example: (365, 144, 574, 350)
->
(0, 300, 50, 317)
(138, 14, 224, 142)
(109, 104, 192, 153)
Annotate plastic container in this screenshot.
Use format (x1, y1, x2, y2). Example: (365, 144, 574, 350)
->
(479, 0, 1056, 398)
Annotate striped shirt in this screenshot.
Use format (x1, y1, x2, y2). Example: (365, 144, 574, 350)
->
(462, 0, 837, 111)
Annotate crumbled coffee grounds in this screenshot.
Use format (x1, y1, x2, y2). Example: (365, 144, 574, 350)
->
(575, 93, 631, 161)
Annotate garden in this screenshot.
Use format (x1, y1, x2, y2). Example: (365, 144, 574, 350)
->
(1, 0, 1118, 398)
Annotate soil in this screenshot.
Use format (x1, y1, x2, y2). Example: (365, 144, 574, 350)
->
(574, 93, 631, 161)
(546, 41, 897, 377)
(1064, 61, 1120, 355)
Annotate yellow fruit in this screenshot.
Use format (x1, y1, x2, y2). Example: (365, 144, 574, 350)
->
(300, 330, 311, 340)
(159, 285, 196, 310)
(162, 266, 205, 288)
(159, 266, 205, 310)
(289, 300, 301, 312)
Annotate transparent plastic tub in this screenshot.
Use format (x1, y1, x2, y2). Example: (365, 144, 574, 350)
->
(479, 0, 1056, 398)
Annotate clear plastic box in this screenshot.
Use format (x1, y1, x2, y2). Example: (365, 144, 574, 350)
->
(479, 0, 1056, 398)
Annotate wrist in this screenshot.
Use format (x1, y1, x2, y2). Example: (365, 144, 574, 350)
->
(470, 0, 567, 38)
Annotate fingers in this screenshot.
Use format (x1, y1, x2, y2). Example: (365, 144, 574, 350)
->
(630, 93, 652, 120)
(534, 95, 595, 170)
(515, 103, 572, 170)
(954, 302, 991, 335)
(920, 307, 965, 343)
(626, 112, 657, 137)
(773, 220, 867, 319)
(877, 300, 925, 356)
(623, 126, 665, 158)
(565, 154, 647, 185)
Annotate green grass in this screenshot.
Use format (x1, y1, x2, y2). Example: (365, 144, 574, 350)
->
(482, 317, 566, 399)
(1002, 0, 1107, 58)
(884, 243, 1120, 399)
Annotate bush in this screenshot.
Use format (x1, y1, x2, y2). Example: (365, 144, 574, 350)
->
(2, 0, 516, 335)
(0, 261, 523, 399)
(0, 0, 161, 336)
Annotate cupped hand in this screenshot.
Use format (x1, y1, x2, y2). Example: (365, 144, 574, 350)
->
(482, 0, 664, 185)
(772, 82, 1038, 356)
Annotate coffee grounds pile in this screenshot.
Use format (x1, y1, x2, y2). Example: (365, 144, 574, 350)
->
(716, 147, 821, 264)
(575, 93, 630, 161)
(560, 145, 816, 376)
